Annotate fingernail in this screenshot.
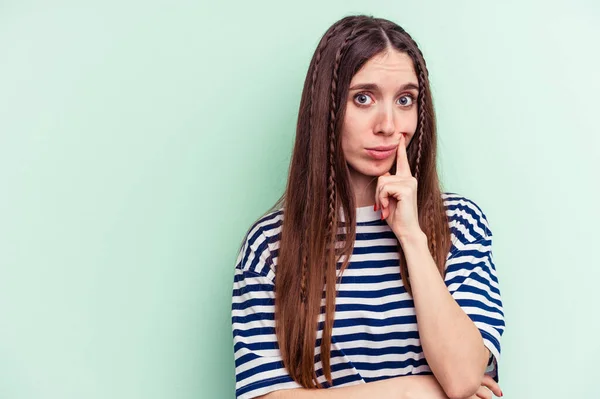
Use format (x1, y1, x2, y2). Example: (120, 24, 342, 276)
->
(374, 204, 377, 211)
(381, 213, 384, 220)
(500, 390, 503, 397)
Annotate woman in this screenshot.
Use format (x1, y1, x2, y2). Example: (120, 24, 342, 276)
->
(231, 14, 505, 399)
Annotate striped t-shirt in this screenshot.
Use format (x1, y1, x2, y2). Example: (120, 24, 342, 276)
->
(231, 192, 505, 399)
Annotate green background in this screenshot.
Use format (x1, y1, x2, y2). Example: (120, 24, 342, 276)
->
(1, 1, 598, 398)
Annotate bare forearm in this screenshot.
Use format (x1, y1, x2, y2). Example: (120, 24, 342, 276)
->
(266, 374, 448, 399)
(399, 232, 488, 398)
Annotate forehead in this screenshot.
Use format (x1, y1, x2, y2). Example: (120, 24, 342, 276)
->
(351, 50, 416, 85)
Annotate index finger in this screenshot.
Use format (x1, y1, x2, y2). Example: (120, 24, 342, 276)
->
(394, 133, 412, 177)
(481, 374, 502, 397)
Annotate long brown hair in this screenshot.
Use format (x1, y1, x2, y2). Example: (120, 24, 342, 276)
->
(269, 15, 452, 389)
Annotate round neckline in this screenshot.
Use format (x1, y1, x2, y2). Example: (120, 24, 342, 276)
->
(337, 204, 381, 223)
(356, 204, 381, 223)
(281, 204, 383, 223)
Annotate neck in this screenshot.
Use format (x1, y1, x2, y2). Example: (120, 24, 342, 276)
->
(349, 169, 378, 208)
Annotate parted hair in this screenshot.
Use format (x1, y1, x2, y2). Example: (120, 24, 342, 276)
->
(266, 14, 452, 389)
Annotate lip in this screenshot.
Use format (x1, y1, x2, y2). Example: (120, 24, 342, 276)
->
(366, 145, 398, 151)
(366, 147, 396, 160)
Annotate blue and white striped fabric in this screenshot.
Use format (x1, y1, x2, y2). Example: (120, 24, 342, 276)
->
(231, 192, 504, 399)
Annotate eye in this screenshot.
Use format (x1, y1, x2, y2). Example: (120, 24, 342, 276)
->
(353, 92, 416, 108)
(398, 94, 415, 107)
(354, 93, 373, 106)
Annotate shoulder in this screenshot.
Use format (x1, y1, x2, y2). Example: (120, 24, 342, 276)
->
(441, 192, 493, 244)
(235, 206, 284, 282)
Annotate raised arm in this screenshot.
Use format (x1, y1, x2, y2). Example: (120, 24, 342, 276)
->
(399, 231, 489, 399)
(375, 137, 502, 398)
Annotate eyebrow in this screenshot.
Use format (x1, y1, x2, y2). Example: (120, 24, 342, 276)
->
(348, 82, 419, 92)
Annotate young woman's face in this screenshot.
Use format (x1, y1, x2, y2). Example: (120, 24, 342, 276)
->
(341, 49, 419, 186)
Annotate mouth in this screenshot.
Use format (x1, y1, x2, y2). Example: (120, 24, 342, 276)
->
(365, 147, 397, 160)
(366, 144, 398, 151)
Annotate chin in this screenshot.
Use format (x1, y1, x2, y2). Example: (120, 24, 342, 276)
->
(354, 161, 393, 177)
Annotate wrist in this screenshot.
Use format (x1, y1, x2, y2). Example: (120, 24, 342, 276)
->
(397, 229, 428, 247)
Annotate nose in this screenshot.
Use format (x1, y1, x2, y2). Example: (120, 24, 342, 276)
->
(376, 104, 396, 136)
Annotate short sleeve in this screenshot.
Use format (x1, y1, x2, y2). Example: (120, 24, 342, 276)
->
(231, 228, 302, 399)
(444, 221, 505, 382)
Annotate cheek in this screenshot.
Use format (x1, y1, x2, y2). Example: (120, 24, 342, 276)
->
(343, 108, 370, 142)
(402, 111, 419, 143)
(341, 110, 363, 152)
(409, 110, 419, 132)
(344, 107, 366, 130)
(341, 129, 357, 158)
